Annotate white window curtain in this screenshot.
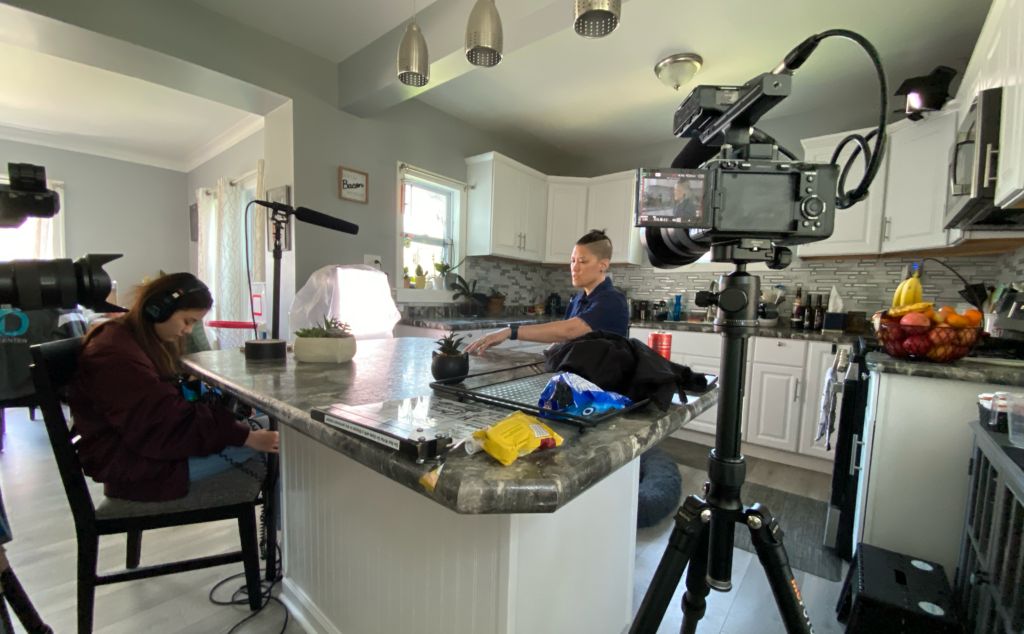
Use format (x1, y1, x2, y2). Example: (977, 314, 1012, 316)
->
(196, 176, 255, 350)
(0, 179, 64, 262)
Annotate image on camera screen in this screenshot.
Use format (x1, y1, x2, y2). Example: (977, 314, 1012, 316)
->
(637, 171, 706, 227)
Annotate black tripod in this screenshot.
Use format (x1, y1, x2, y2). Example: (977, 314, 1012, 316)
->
(630, 252, 813, 634)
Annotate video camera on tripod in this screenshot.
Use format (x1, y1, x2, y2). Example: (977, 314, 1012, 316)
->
(629, 30, 890, 634)
(0, 162, 122, 313)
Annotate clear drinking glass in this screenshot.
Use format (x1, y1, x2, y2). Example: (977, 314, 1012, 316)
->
(1007, 392, 1024, 448)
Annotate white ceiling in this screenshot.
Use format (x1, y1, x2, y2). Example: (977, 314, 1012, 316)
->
(0, 40, 263, 172)
(192, 0, 439, 63)
(416, 0, 989, 158)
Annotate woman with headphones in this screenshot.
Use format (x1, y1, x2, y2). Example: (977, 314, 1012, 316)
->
(68, 273, 278, 503)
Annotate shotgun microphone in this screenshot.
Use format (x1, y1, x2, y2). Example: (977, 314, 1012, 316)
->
(255, 200, 359, 235)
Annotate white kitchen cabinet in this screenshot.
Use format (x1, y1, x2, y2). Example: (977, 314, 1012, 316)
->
(745, 363, 803, 452)
(586, 172, 642, 265)
(545, 178, 588, 263)
(797, 342, 849, 461)
(466, 152, 548, 262)
(881, 110, 958, 253)
(797, 129, 885, 257)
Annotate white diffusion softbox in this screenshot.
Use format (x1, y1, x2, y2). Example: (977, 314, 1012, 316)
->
(289, 265, 400, 340)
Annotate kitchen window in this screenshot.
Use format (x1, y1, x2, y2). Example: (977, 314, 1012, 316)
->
(397, 163, 466, 293)
(0, 178, 65, 262)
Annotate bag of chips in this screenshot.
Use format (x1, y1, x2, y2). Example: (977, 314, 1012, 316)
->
(538, 372, 633, 419)
(465, 411, 564, 466)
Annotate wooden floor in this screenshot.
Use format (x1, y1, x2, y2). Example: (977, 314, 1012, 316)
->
(1, 409, 845, 634)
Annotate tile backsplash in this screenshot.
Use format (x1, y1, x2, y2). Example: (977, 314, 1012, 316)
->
(461, 254, 1001, 316)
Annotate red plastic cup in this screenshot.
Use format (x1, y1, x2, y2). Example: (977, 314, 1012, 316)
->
(648, 332, 672, 361)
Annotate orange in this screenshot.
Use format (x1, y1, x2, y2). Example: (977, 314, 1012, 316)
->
(922, 308, 934, 320)
(963, 309, 983, 327)
(946, 314, 970, 329)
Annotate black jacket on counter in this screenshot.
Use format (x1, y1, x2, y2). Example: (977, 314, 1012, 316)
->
(543, 331, 708, 411)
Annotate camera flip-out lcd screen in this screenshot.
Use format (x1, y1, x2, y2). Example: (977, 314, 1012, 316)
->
(636, 169, 709, 229)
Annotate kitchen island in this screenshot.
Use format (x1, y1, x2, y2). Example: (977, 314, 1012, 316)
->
(182, 338, 716, 634)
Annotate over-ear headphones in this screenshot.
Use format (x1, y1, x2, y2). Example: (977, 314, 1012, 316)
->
(142, 274, 209, 323)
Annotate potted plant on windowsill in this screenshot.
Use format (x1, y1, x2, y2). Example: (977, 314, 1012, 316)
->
(414, 264, 426, 289)
(403, 266, 411, 289)
(487, 288, 505, 316)
(451, 275, 487, 317)
(431, 332, 469, 383)
(434, 257, 465, 291)
(293, 316, 356, 363)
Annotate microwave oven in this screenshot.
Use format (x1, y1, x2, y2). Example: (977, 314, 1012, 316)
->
(943, 87, 1021, 230)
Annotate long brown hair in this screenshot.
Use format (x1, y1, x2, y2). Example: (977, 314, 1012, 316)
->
(86, 273, 213, 378)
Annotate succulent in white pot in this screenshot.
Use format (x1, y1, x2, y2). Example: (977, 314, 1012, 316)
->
(293, 316, 356, 363)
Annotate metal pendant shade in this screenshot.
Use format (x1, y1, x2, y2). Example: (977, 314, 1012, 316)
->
(574, 0, 621, 38)
(397, 21, 430, 87)
(465, 0, 503, 67)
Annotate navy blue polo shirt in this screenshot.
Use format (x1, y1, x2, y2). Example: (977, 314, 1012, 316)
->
(564, 277, 629, 337)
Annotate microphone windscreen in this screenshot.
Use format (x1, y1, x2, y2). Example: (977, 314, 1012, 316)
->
(293, 206, 359, 235)
(671, 137, 719, 169)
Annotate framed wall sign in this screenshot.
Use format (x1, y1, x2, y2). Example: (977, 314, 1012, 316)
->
(339, 166, 369, 204)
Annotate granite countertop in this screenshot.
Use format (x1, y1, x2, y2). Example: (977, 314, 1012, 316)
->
(182, 338, 717, 515)
(402, 315, 866, 344)
(866, 351, 1024, 387)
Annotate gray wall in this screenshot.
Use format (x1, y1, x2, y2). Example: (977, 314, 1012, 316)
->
(0, 138, 188, 287)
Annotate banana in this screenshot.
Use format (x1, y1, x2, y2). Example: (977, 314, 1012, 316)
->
(892, 278, 909, 307)
(889, 302, 933, 317)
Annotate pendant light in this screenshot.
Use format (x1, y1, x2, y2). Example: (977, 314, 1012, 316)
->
(397, 0, 430, 87)
(574, 0, 621, 38)
(465, 0, 503, 67)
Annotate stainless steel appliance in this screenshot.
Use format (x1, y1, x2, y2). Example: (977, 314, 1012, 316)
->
(945, 87, 1015, 230)
(987, 290, 1024, 342)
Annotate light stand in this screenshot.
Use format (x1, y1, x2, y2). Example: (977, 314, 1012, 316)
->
(629, 244, 813, 634)
(243, 210, 290, 360)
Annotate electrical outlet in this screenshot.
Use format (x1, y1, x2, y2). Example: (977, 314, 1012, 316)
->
(364, 254, 382, 270)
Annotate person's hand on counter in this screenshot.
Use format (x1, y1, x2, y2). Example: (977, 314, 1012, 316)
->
(244, 429, 280, 453)
(465, 328, 511, 355)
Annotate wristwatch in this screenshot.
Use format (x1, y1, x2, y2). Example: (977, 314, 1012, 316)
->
(508, 324, 519, 340)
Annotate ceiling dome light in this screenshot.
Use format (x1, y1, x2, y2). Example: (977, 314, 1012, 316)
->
(398, 20, 430, 87)
(574, 0, 620, 39)
(654, 53, 703, 90)
(466, 0, 503, 67)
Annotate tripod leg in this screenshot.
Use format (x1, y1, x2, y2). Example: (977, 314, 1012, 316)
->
(629, 496, 710, 634)
(678, 521, 711, 634)
(744, 504, 813, 634)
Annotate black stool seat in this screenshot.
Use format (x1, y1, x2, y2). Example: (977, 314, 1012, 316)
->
(837, 543, 961, 634)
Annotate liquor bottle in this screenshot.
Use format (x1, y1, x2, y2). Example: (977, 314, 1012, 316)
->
(814, 294, 825, 331)
(790, 284, 804, 329)
(803, 294, 815, 330)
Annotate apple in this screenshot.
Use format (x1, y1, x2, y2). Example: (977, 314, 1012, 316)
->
(928, 345, 953, 362)
(903, 334, 931, 356)
(928, 324, 954, 346)
(900, 312, 931, 327)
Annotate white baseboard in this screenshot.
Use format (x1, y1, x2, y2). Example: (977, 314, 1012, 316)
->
(280, 577, 342, 634)
(669, 429, 834, 474)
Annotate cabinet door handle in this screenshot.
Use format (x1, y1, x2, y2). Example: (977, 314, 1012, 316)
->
(849, 433, 866, 476)
(777, 341, 784, 347)
(793, 378, 799, 401)
(983, 143, 998, 188)
(883, 217, 891, 241)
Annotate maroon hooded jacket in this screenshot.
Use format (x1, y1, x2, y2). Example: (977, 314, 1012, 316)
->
(68, 321, 251, 502)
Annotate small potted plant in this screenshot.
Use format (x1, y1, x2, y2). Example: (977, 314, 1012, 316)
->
(451, 275, 487, 317)
(487, 287, 505, 316)
(293, 316, 356, 363)
(403, 266, 411, 289)
(414, 264, 426, 289)
(432, 332, 469, 383)
(434, 257, 465, 291)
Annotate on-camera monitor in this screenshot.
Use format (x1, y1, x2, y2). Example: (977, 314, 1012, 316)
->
(636, 169, 708, 228)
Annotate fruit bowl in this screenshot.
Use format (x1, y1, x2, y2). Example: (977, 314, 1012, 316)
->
(875, 322, 981, 363)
